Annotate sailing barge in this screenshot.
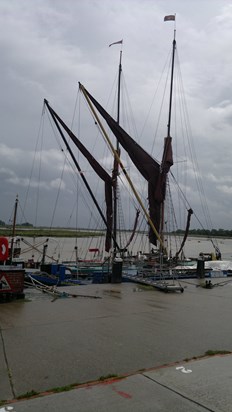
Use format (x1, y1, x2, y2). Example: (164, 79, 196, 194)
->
(42, 24, 190, 293)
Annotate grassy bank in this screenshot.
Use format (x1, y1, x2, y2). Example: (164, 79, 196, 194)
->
(0, 228, 104, 238)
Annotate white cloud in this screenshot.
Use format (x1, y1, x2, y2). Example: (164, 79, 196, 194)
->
(217, 185, 232, 195)
(50, 178, 66, 190)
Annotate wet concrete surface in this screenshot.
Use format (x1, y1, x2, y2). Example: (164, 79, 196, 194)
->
(0, 279, 232, 400)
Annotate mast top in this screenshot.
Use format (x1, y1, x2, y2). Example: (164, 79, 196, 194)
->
(164, 14, 176, 42)
(173, 28, 176, 41)
(166, 20, 177, 138)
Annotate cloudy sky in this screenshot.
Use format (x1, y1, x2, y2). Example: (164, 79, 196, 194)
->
(1, 0, 232, 231)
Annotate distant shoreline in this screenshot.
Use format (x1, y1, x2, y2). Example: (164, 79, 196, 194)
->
(0, 227, 231, 240)
(0, 228, 104, 238)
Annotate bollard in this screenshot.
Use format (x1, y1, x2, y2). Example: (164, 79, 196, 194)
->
(111, 258, 123, 283)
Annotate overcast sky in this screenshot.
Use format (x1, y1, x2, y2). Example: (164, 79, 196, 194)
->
(1, 0, 232, 231)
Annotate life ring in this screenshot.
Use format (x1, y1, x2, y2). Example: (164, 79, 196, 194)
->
(0, 237, 9, 260)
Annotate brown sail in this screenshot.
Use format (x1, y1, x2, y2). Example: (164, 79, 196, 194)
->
(80, 84, 173, 245)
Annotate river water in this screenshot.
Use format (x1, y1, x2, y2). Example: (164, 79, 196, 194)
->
(17, 234, 232, 264)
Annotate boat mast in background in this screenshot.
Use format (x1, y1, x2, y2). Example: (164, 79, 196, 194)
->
(9, 194, 18, 264)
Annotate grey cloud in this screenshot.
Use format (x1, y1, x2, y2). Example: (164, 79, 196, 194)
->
(0, 0, 232, 230)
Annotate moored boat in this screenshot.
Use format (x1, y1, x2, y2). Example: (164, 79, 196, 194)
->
(24, 262, 87, 286)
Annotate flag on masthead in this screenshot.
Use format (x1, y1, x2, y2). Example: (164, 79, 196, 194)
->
(164, 15, 175, 21)
(109, 39, 123, 47)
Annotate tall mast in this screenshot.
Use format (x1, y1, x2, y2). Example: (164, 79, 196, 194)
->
(160, 27, 176, 249)
(10, 194, 18, 264)
(167, 30, 176, 137)
(117, 50, 122, 125)
(113, 49, 122, 256)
